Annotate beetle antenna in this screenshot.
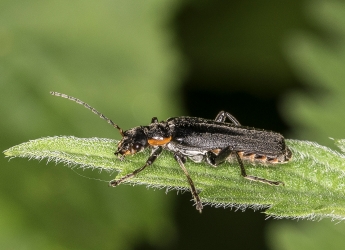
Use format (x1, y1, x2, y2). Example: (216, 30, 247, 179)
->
(50, 91, 124, 136)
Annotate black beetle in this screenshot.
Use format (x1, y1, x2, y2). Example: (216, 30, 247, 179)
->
(51, 92, 291, 212)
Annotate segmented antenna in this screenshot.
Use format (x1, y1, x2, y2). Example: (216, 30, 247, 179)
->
(50, 91, 124, 136)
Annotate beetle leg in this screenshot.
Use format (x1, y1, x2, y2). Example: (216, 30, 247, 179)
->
(206, 146, 233, 166)
(215, 111, 241, 125)
(151, 117, 158, 123)
(174, 153, 203, 213)
(234, 152, 284, 186)
(109, 146, 163, 187)
(204, 152, 218, 167)
(206, 147, 284, 186)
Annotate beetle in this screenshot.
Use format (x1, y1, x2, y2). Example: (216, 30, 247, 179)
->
(50, 91, 292, 213)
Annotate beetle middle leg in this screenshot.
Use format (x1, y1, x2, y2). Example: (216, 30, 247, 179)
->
(174, 153, 203, 213)
(206, 147, 284, 186)
(109, 146, 163, 187)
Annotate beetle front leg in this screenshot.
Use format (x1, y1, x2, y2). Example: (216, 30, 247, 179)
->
(109, 146, 163, 187)
(215, 111, 241, 125)
(174, 153, 203, 213)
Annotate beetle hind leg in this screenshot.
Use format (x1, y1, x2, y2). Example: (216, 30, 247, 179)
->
(206, 147, 284, 186)
(243, 175, 283, 186)
(215, 111, 241, 125)
(234, 152, 284, 186)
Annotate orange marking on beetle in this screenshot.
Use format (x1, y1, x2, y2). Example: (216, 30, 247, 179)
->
(148, 136, 172, 146)
(254, 155, 267, 161)
(212, 149, 221, 154)
(243, 153, 255, 161)
(259, 155, 267, 162)
(268, 158, 279, 163)
(123, 150, 132, 155)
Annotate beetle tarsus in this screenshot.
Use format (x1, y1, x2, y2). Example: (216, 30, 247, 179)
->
(196, 202, 203, 213)
(244, 175, 284, 186)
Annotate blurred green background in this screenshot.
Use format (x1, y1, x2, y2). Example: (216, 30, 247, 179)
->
(2, 0, 345, 249)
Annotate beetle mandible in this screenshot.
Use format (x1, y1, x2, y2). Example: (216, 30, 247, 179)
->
(50, 91, 292, 213)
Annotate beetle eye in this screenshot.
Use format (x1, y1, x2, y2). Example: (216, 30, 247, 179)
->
(133, 143, 142, 151)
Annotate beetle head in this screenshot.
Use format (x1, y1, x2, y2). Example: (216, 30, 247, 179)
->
(115, 126, 148, 158)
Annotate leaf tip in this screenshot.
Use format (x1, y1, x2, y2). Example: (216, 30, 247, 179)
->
(3, 148, 13, 157)
(334, 139, 345, 153)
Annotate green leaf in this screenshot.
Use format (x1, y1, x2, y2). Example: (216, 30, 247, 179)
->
(4, 136, 345, 220)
